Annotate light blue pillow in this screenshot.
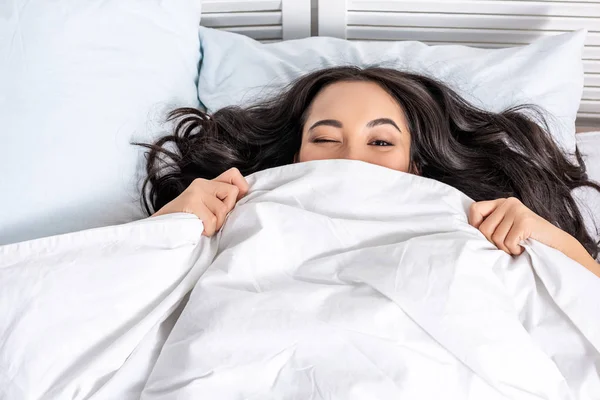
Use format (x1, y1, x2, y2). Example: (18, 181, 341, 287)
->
(197, 27, 586, 153)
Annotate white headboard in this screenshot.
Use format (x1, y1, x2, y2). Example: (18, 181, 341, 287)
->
(200, 0, 600, 127)
(319, 0, 600, 126)
(201, 0, 311, 41)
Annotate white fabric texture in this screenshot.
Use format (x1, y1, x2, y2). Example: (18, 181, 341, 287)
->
(2, 160, 599, 400)
(0, 0, 202, 245)
(578, 131, 600, 183)
(197, 27, 585, 153)
(575, 131, 600, 247)
(0, 214, 216, 400)
(144, 161, 598, 400)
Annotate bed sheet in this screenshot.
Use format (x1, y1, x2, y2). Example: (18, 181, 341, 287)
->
(578, 131, 600, 178)
(576, 131, 600, 250)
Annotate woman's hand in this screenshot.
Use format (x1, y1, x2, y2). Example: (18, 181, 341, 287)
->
(152, 167, 249, 237)
(468, 197, 563, 256)
(469, 197, 600, 277)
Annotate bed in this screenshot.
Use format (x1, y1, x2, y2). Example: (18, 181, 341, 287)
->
(1, 1, 599, 399)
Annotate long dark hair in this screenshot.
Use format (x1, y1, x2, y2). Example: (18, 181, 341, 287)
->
(137, 66, 600, 258)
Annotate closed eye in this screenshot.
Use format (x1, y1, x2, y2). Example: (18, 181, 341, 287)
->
(313, 138, 339, 143)
(369, 140, 393, 146)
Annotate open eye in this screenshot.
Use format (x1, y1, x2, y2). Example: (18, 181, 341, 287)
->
(369, 140, 393, 146)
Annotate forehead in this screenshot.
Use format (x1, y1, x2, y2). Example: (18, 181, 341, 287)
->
(307, 81, 404, 119)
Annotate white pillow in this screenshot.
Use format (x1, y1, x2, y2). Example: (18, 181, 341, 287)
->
(0, 0, 202, 245)
(197, 27, 585, 154)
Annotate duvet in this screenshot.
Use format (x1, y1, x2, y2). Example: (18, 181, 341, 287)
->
(1, 160, 599, 400)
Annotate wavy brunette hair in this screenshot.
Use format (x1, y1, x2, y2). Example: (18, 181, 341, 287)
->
(137, 66, 600, 258)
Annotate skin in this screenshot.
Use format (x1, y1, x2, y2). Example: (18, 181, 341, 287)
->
(297, 81, 412, 172)
(154, 81, 600, 277)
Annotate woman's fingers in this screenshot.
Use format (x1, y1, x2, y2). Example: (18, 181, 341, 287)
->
(150, 170, 248, 238)
(476, 199, 511, 242)
(196, 170, 248, 235)
(212, 181, 240, 211)
(505, 224, 526, 255)
(468, 199, 504, 229)
(196, 202, 218, 236)
(492, 214, 514, 254)
(203, 195, 229, 232)
(471, 197, 532, 255)
(214, 168, 249, 200)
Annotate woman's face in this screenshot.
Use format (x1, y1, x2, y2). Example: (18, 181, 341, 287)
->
(297, 81, 412, 172)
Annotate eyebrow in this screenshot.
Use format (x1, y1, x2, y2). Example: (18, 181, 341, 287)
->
(308, 118, 402, 133)
(366, 118, 402, 133)
(308, 119, 343, 130)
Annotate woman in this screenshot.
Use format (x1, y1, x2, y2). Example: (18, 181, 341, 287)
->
(138, 66, 600, 277)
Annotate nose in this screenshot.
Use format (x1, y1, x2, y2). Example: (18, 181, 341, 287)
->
(341, 145, 363, 162)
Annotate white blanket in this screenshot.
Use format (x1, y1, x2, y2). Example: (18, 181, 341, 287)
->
(1, 160, 599, 400)
(0, 215, 217, 399)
